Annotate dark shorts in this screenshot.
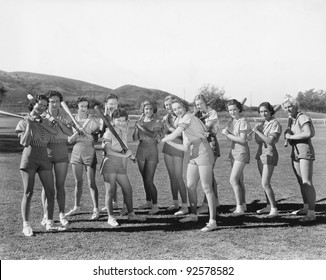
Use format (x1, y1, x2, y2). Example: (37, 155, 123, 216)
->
(136, 140, 159, 163)
(162, 142, 184, 158)
(70, 143, 97, 167)
(47, 143, 69, 163)
(20, 146, 52, 172)
(100, 155, 126, 174)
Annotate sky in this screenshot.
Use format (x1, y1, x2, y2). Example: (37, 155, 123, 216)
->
(1, 0, 326, 106)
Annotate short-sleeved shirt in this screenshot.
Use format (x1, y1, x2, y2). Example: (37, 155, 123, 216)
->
(71, 116, 100, 145)
(137, 117, 163, 142)
(177, 112, 208, 142)
(102, 126, 128, 153)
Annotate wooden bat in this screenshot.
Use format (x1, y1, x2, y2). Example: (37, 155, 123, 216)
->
(60, 101, 83, 132)
(94, 106, 136, 163)
(0, 110, 42, 122)
(241, 97, 247, 105)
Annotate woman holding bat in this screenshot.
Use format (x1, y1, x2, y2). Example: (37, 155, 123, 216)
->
(162, 98, 217, 232)
(40, 90, 73, 228)
(133, 100, 163, 215)
(222, 99, 251, 217)
(15, 94, 61, 236)
(193, 94, 220, 215)
(162, 95, 188, 215)
(282, 97, 316, 222)
(65, 97, 101, 220)
(251, 102, 282, 218)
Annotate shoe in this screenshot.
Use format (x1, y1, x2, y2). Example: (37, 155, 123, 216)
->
(292, 208, 308, 215)
(139, 201, 152, 209)
(59, 215, 69, 227)
(148, 206, 160, 215)
(230, 210, 245, 217)
(197, 204, 209, 214)
(45, 220, 60, 231)
(101, 206, 107, 211)
(22, 224, 34, 237)
(120, 205, 128, 216)
(256, 207, 271, 214)
(179, 214, 198, 223)
(174, 207, 189, 216)
(65, 206, 81, 216)
(41, 217, 48, 226)
(299, 215, 316, 223)
(166, 205, 179, 211)
(128, 213, 146, 222)
(265, 210, 279, 218)
(201, 221, 218, 232)
(91, 211, 100, 220)
(107, 217, 120, 228)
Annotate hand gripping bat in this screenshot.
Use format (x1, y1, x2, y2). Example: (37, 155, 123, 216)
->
(60, 101, 84, 133)
(94, 106, 136, 163)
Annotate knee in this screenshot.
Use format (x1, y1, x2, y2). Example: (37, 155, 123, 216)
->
(187, 183, 197, 193)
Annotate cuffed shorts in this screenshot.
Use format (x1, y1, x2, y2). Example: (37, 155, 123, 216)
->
(47, 143, 69, 163)
(100, 155, 126, 174)
(291, 143, 315, 162)
(70, 143, 97, 167)
(20, 146, 52, 171)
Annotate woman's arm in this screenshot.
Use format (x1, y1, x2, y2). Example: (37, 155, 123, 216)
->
(57, 119, 73, 136)
(252, 123, 277, 145)
(285, 123, 313, 140)
(18, 121, 32, 147)
(103, 141, 133, 158)
(222, 128, 247, 144)
(136, 122, 161, 138)
(161, 126, 184, 142)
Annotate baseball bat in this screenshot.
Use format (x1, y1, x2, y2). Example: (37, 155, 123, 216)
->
(94, 106, 136, 163)
(0, 110, 42, 122)
(241, 97, 247, 105)
(284, 117, 292, 147)
(60, 101, 83, 131)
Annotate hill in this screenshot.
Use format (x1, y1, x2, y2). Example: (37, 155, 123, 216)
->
(0, 70, 174, 112)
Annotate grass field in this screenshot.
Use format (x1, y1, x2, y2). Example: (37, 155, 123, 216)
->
(0, 116, 326, 260)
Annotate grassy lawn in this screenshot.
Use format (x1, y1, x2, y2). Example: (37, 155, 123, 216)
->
(0, 117, 326, 260)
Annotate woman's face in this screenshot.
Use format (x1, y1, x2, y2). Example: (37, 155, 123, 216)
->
(164, 99, 173, 113)
(195, 99, 207, 112)
(227, 104, 240, 119)
(33, 99, 48, 114)
(144, 104, 154, 117)
(113, 116, 128, 129)
(106, 98, 118, 113)
(172, 102, 186, 117)
(78, 101, 89, 114)
(283, 101, 298, 118)
(48, 95, 60, 111)
(259, 106, 272, 121)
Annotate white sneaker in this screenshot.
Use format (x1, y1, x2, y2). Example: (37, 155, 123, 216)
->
(128, 213, 146, 222)
(174, 207, 189, 216)
(166, 205, 179, 211)
(101, 206, 107, 211)
(230, 205, 247, 213)
(230, 210, 245, 217)
(197, 204, 209, 214)
(91, 211, 100, 220)
(65, 206, 81, 216)
(292, 208, 308, 215)
(179, 214, 198, 223)
(201, 221, 218, 232)
(139, 201, 152, 209)
(107, 217, 120, 228)
(59, 214, 69, 227)
(45, 220, 60, 231)
(148, 206, 160, 215)
(22, 223, 34, 237)
(41, 217, 48, 226)
(256, 207, 271, 214)
(265, 210, 279, 218)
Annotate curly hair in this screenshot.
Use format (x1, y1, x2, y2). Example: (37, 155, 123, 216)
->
(140, 99, 157, 114)
(282, 96, 299, 110)
(112, 108, 128, 120)
(225, 99, 243, 113)
(76, 97, 89, 108)
(45, 90, 63, 102)
(163, 95, 174, 109)
(257, 102, 275, 116)
(27, 94, 49, 112)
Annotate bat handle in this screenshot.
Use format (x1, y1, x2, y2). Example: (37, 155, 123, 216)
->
(284, 139, 289, 147)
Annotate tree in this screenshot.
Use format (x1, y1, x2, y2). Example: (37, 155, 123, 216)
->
(197, 83, 227, 111)
(0, 85, 7, 105)
(296, 89, 326, 113)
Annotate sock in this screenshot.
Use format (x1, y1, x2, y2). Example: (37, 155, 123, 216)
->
(173, 200, 179, 207)
(209, 219, 216, 225)
(23, 221, 30, 227)
(152, 204, 158, 209)
(181, 203, 188, 208)
(303, 204, 309, 210)
(307, 210, 315, 216)
(93, 208, 99, 213)
(236, 205, 244, 212)
(242, 203, 247, 211)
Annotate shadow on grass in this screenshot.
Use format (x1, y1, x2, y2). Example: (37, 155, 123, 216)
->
(0, 134, 23, 153)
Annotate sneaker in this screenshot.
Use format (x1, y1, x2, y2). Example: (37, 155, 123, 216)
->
(230, 210, 245, 217)
(174, 207, 189, 216)
(65, 206, 81, 216)
(256, 207, 271, 214)
(22, 225, 34, 237)
(45, 220, 60, 231)
(120, 205, 128, 216)
(139, 201, 152, 209)
(91, 211, 100, 220)
(230, 205, 247, 212)
(265, 210, 279, 219)
(292, 208, 308, 215)
(299, 214, 316, 223)
(128, 213, 146, 222)
(201, 221, 218, 232)
(166, 205, 179, 211)
(148, 206, 160, 215)
(107, 217, 120, 228)
(41, 217, 48, 226)
(59, 215, 69, 227)
(197, 204, 209, 214)
(179, 214, 198, 223)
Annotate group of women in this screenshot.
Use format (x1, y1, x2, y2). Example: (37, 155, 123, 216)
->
(15, 91, 317, 236)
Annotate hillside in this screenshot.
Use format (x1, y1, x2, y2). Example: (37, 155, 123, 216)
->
(0, 70, 174, 112)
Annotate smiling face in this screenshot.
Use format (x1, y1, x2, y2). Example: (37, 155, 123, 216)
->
(164, 99, 173, 113)
(144, 104, 154, 118)
(195, 99, 207, 112)
(113, 116, 128, 129)
(33, 99, 48, 115)
(77, 101, 89, 115)
(172, 102, 186, 118)
(259, 106, 272, 121)
(227, 104, 240, 119)
(105, 98, 118, 114)
(283, 101, 298, 118)
(48, 95, 60, 111)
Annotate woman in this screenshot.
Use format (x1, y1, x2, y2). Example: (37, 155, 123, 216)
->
(162, 98, 217, 232)
(162, 96, 188, 215)
(65, 97, 100, 220)
(132, 100, 163, 215)
(40, 90, 73, 227)
(221, 99, 251, 217)
(282, 96, 316, 222)
(193, 94, 220, 214)
(251, 102, 281, 218)
(15, 94, 61, 236)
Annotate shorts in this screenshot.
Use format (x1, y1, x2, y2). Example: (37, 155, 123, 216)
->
(291, 142, 315, 162)
(136, 140, 159, 163)
(255, 144, 278, 166)
(162, 142, 184, 158)
(47, 143, 69, 163)
(229, 143, 250, 164)
(70, 143, 97, 167)
(100, 155, 126, 174)
(20, 146, 52, 171)
(189, 138, 214, 166)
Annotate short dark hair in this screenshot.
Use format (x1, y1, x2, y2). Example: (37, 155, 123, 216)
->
(105, 93, 118, 103)
(225, 99, 243, 113)
(257, 102, 275, 116)
(77, 97, 89, 108)
(27, 94, 49, 112)
(112, 108, 128, 120)
(45, 90, 63, 102)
